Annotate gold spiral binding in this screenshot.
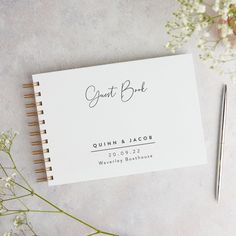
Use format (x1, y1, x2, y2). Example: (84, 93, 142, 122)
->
(37, 176, 53, 182)
(33, 158, 51, 164)
(28, 120, 45, 127)
(23, 81, 53, 183)
(25, 101, 42, 109)
(22, 82, 40, 88)
(30, 130, 46, 136)
(27, 110, 44, 117)
(31, 139, 48, 146)
(32, 148, 49, 155)
(24, 92, 41, 98)
(35, 167, 52, 173)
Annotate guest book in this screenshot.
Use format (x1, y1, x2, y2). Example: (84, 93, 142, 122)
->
(23, 54, 207, 186)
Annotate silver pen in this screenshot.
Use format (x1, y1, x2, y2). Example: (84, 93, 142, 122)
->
(215, 84, 227, 202)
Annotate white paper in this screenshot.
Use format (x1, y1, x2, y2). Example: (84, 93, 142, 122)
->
(32, 54, 207, 186)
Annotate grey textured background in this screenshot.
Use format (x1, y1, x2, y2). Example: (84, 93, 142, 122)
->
(1, 0, 236, 235)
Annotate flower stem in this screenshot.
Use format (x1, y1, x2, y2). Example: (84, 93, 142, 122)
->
(0, 163, 29, 210)
(26, 222, 38, 236)
(9, 189, 29, 210)
(12, 181, 118, 236)
(7, 152, 33, 191)
(0, 163, 8, 176)
(1, 134, 118, 236)
(2, 193, 32, 202)
(7, 209, 61, 213)
(88, 232, 100, 236)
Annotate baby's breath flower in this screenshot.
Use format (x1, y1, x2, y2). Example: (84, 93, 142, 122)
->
(0, 130, 18, 153)
(165, 42, 176, 53)
(5, 182, 11, 188)
(195, 23, 202, 31)
(3, 231, 13, 236)
(198, 38, 205, 45)
(2, 175, 16, 189)
(203, 32, 210, 37)
(197, 4, 206, 13)
(11, 173, 16, 178)
(13, 213, 27, 228)
(218, 23, 233, 37)
(222, 37, 231, 48)
(213, 4, 220, 12)
(166, 0, 236, 80)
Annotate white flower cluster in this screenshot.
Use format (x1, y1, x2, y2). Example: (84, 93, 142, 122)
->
(166, 0, 236, 80)
(0, 131, 38, 236)
(166, 0, 209, 53)
(213, 0, 236, 18)
(3, 231, 13, 236)
(1, 173, 17, 189)
(0, 130, 18, 153)
(13, 213, 27, 228)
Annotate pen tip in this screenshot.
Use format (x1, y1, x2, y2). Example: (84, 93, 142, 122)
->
(216, 192, 220, 203)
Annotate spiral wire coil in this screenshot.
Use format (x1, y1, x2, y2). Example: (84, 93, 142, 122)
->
(23, 82, 53, 182)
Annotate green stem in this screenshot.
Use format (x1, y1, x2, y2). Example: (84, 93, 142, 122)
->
(25, 213, 38, 236)
(88, 230, 119, 236)
(26, 222, 38, 236)
(211, 15, 221, 19)
(0, 167, 14, 170)
(13, 181, 118, 236)
(0, 193, 14, 197)
(0, 163, 8, 176)
(0, 212, 20, 216)
(7, 152, 33, 191)
(0, 209, 60, 216)
(33, 192, 102, 232)
(7, 209, 61, 213)
(2, 193, 32, 202)
(1, 141, 118, 236)
(88, 232, 100, 236)
(209, 38, 222, 51)
(0, 162, 29, 209)
(9, 189, 29, 210)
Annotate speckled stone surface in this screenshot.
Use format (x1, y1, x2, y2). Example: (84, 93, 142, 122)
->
(1, 0, 236, 235)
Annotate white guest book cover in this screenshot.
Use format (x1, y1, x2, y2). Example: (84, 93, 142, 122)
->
(32, 54, 207, 186)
